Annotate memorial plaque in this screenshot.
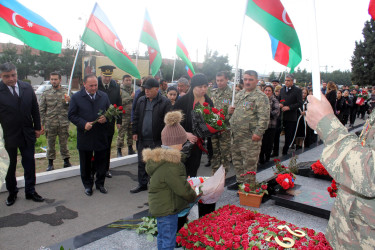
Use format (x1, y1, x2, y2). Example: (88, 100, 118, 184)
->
(271, 184, 334, 219)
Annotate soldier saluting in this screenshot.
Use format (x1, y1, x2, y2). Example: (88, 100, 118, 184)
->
(39, 72, 72, 171)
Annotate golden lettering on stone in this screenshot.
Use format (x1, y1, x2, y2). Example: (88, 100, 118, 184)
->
(264, 225, 306, 248)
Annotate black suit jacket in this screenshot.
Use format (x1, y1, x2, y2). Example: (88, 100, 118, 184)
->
(0, 80, 41, 148)
(279, 85, 303, 122)
(68, 88, 110, 151)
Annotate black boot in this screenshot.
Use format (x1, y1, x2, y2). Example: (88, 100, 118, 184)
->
(117, 148, 123, 157)
(205, 159, 211, 167)
(63, 158, 72, 168)
(46, 159, 54, 171)
(128, 146, 135, 155)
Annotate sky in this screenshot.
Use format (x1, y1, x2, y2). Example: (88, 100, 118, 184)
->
(1, 0, 372, 75)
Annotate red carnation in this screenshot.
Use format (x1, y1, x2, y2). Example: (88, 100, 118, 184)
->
(203, 102, 209, 107)
(220, 114, 225, 119)
(212, 107, 219, 113)
(261, 184, 267, 190)
(217, 120, 223, 126)
(244, 187, 250, 193)
(113, 104, 117, 108)
(203, 109, 210, 114)
(280, 99, 285, 103)
(118, 106, 123, 111)
(122, 110, 125, 114)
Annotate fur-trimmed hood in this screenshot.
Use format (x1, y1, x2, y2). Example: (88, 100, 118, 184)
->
(143, 147, 182, 164)
(143, 147, 183, 176)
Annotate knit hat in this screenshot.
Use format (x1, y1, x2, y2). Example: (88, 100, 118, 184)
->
(190, 73, 208, 89)
(161, 111, 187, 146)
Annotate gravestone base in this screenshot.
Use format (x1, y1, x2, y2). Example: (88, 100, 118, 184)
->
(271, 184, 334, 219)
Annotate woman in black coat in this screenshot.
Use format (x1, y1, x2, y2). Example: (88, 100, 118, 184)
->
(325, 81, 337, 114)
(173, 74, 213, 177)
(342, 90, 352, 126)
(335, 90, 346, 124)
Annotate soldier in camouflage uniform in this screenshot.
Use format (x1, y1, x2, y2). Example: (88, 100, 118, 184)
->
(116, 75, 135, 157)
(39, 72, 71, 171)
(306, 94, 375, 249)
(159, 79, 168, 97)
(210, 72, 233, 174)
(0, 126, 9, 189)
(228, 70, 270, 189)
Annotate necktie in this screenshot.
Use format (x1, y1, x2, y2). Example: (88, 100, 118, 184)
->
(11, 86, 19, 98)
(90, 94, 95, 100)
(105, 84, 109, 90)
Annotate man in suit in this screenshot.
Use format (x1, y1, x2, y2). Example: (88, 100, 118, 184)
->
(0, 62, 44, 206)
(97, 65, 122, 178)
(68, 73, 110, 196)
(279, 74, 303, 155)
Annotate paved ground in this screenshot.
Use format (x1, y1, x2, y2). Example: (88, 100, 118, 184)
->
(0, 119, 365, 250)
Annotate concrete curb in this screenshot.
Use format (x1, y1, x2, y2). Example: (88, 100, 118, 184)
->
(0, 154, 138, 193)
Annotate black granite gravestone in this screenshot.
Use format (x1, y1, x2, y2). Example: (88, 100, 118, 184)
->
(271, 184, 334, 219)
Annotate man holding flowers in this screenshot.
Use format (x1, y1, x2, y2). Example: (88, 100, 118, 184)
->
(228, 70, 270, 190)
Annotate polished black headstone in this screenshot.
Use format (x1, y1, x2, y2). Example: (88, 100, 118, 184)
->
(271, 184, 334, 219)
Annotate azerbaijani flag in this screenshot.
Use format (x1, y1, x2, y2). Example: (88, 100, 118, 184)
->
(0, 0, 62, 54)
(177, 35, 195, 77)
(140, 10, 162, 76)
(369, 0, 375, 19)
(81, 3, 140, 79)
(246, 0, 302, 73)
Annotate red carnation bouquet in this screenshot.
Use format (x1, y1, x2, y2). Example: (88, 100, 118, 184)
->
(311, 160, 329, 175)
(356, 90, 369, 105)
(193, 102, 227, 134)
(92, 104, 125, 126)
(276, 173, 295, 190)
(238, 171, 268, 195)
(327, 179, 338, 198)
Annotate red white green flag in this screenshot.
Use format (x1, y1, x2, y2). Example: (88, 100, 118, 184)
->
(140, 10, 162, 76)
(0, 0, 62, 54)
(246, 0, 302, 72)
(81, 3, 140, 78)
(176, 35, 195, 77)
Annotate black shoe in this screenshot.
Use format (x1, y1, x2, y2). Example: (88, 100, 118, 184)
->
(85, 188, 93, 196)
(128, 146, 135, 155)
(130, 185, 147, 193)
(25, 192, 44, 202)
(46, 159, 54, 171)
(205, 160, 211, 167)
(6, 193, 17, 206)
(227, 182, 239, 191)
(117, 148, 123, 158)
(106, 171, 112, 178)
(271, 152, 279, 157)
(96, 186, 108, 194)
(63, 158, 72, 168)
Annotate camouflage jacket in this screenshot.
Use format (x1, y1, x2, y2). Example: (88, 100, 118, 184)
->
(39, 87, 70, 128)
(160, 89, 167, 97)
(120, 85, 133, 120)
(229, 89, 270, 137)
(0, 126, 9, 189)
(210, 85, 232, 124)
(317, 112, 375, 249)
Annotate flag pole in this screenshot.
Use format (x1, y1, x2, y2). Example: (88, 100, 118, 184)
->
(68, 40, 83, 96)
(231, 0, 248, 106)
(171, 57, 176, 82)
(310, 0, 321, 100)
(133, 42, 140, 93)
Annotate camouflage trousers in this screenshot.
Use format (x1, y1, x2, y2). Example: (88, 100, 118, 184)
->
(211, 130, 232, 174)
(231, 132, 261, 184)
(46, 125, 70, 160)
(116, 121, 133, 148)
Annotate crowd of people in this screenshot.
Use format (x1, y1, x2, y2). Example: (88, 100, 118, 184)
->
(1, 61, 375, 249)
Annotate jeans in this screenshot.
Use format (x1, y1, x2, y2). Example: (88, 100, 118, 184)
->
(157, 214, 178, 250)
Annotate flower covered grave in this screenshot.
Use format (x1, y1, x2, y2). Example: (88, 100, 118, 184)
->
(177, 204, 332, 249)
